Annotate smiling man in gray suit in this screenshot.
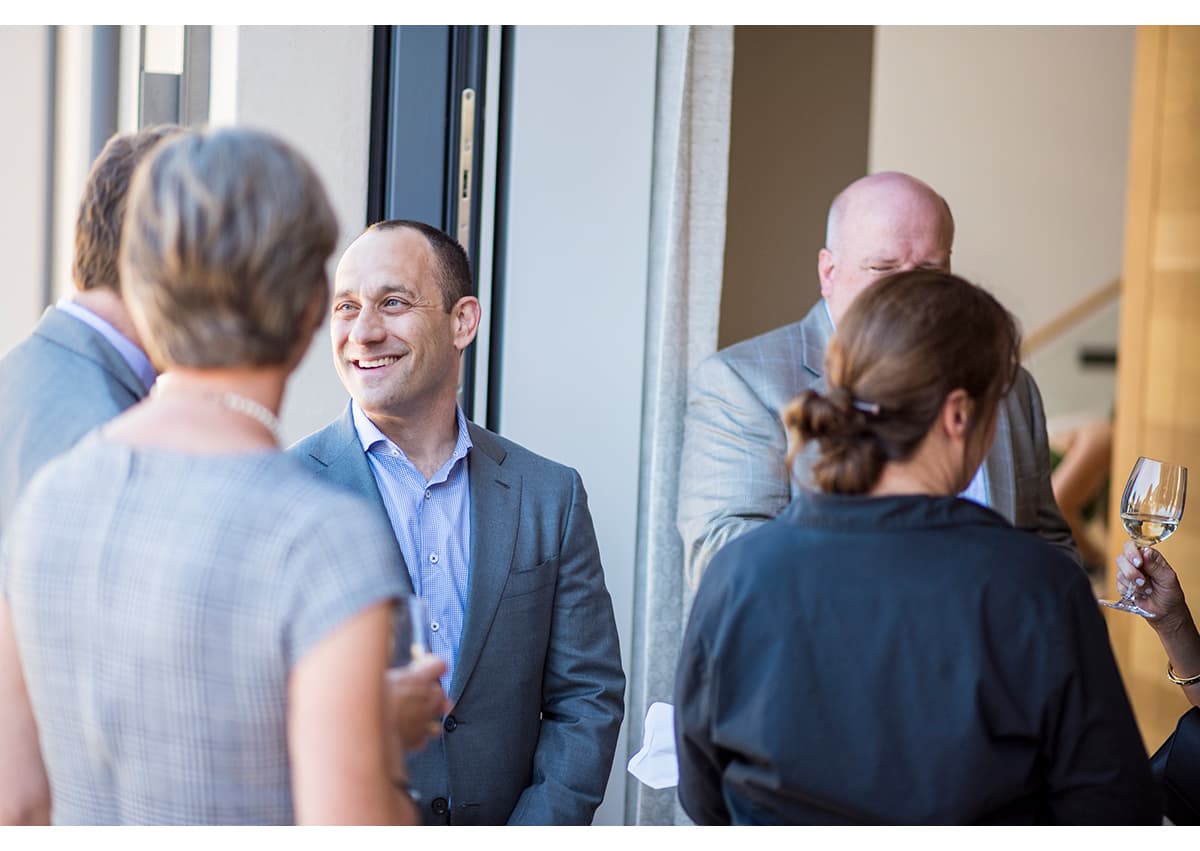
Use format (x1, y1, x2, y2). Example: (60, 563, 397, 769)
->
(0, 125, 182, 534)
(291, 220, 625, 825)
(677, 171, 1078, 588)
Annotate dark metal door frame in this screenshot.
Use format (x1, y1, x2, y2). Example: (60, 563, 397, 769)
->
(367, 25, 497, 423)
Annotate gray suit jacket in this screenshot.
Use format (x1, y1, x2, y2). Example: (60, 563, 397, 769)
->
(677, 300, 1078, 588)
(0, 306, 147, 536)
(290, 407, 625, 825)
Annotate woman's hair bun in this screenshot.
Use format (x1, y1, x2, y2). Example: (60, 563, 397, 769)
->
(785, 386, 862, 441)
(784, 387, 885, 495)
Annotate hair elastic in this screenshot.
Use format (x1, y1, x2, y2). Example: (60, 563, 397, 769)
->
(851, 399, 881, 416)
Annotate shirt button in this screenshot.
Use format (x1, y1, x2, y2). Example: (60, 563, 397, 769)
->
(430, 552, 439, 564)
(430, 621, 440, 633)
(424, 490, 431, 500)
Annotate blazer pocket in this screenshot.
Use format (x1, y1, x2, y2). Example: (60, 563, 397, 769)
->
(501, 555, 558, 600)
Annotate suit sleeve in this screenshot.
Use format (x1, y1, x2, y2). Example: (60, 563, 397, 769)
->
(677, 354, 792, 591)
(506, 470, 626, 825)
(1013, 369, 1082, 567)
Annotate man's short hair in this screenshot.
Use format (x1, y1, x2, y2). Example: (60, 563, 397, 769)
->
(365, 219, 473, 310)
(72, 125, 184, 292)
(119, 127, 339, 369)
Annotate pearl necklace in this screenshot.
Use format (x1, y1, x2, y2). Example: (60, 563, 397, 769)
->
(151, 384, 281, 442)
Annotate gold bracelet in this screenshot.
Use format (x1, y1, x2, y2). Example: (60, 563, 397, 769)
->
(1167, 663, 1200, 686)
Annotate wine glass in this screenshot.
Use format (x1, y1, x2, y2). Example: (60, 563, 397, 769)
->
(390, 596, 432, 667)
(1099, 456, 1187, 617)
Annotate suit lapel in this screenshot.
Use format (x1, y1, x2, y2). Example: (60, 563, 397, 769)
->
(984, 399, 1018, 526)
(800, 300, 834, 380)
(449, 424, 520, 704)
(303, 405, 414, 594)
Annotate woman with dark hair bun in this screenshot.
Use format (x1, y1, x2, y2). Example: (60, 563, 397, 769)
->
(674, 270, 1159, 825)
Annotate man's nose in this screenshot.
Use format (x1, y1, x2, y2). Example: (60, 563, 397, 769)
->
(348, 308, 386, 345)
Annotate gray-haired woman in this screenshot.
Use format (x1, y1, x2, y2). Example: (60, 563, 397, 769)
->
(0, 128, 444, 824)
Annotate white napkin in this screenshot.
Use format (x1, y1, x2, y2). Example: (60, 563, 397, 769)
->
(626, 701, 679, 789)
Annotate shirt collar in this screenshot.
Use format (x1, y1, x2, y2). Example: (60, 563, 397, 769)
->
(56, 297, 156, 392)
(351, 401, 473, 476)
(783, 488, 1006, 532)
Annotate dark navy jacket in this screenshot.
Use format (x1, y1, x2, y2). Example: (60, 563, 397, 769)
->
(675, 491, 1160, 825)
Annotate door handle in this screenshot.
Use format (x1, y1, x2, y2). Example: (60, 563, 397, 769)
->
(456, 87, 476, 257)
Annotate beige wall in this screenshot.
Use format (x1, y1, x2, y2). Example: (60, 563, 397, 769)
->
(718, 26, 874, 349)
(870, 25, 1135, 422)
(0, 26, 53, 357)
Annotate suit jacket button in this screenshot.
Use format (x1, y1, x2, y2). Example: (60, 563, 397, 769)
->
(443, 714, 458, 732)
(431, 797, 449, 816)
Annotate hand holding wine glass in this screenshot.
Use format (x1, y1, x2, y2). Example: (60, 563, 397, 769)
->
(386, 595, 434, 665)
(1113, 540, 1188, 624)
(1100, 456, 1187, 618)
(386, 596, 450, 755)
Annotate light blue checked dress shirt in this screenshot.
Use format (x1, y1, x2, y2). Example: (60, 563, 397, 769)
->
(823, 299, 990, 506)
(352, 402, 472, 692)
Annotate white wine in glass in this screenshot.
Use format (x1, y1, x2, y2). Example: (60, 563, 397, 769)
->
(1100, 456, 1187, 618)
(1120, 514, 1179, 548)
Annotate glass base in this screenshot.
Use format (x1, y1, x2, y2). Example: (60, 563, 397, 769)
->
(1098, 598, 1157, 618)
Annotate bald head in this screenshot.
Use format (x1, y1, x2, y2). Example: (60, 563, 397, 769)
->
(818, 172, 955, 325)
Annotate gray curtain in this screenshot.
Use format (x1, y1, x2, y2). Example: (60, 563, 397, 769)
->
(625, 25, 734, 826)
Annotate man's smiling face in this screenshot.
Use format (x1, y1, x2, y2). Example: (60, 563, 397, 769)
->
(330, 226, 462, 420)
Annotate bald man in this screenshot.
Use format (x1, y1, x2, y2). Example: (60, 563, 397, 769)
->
(677, 172, 1077, 588)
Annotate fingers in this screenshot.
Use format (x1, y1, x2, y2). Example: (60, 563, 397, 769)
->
(1138, 547, 1175, 582)
(405, 654, 448, 682)
(1118, 544, 1180, 592)
(415, 721, 445, 752)
(386, 655, 447, 688)
(1114, 545, 1147, 594)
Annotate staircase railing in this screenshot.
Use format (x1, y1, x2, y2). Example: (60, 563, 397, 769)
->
(1020, 277, 1121, 360)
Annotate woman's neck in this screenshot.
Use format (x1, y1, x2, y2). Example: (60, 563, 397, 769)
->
(867, 434, 964, 498)
(868, 462, 952, 498)
(106, 367, 288, 454)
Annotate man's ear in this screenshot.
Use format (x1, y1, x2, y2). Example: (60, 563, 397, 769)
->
(818, 248, 836, 300)
(451, 296, 481, 352)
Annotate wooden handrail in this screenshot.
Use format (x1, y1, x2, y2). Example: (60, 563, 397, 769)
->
(1021, 277, 1122, 359)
